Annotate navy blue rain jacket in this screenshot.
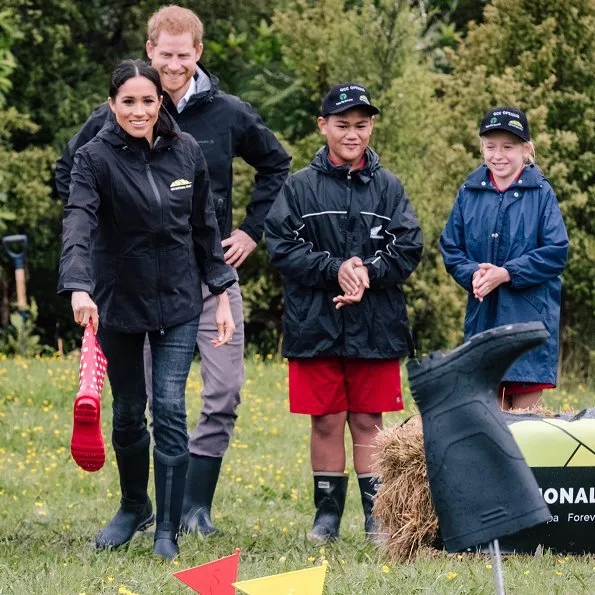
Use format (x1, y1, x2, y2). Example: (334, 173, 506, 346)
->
(440, 164, 568, 384)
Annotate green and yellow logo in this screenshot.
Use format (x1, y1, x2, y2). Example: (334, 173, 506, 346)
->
(170, 178, 192, 191)
(508, 120, 524, 130)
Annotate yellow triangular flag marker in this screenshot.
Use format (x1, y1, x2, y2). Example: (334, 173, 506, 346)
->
(233, 560, 328, 595)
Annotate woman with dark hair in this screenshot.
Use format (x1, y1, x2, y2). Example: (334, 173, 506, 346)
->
(58, 59, 236, 559)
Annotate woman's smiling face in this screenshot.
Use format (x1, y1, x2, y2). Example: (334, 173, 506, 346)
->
(108, 75, 162, 144)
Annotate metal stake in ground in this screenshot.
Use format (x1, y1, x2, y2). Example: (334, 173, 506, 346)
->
(488, 539, 505, 595)
(2, 234, 28, 318)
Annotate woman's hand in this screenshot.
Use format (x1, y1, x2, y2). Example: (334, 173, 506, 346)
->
(212, 291, 236, 347)
(71, 291, 99, 332)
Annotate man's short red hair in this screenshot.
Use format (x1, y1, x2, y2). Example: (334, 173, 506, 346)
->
(147, 5, 204, 47)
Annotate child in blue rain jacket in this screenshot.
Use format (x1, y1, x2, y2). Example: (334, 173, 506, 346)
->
(440, 107, 569, 410)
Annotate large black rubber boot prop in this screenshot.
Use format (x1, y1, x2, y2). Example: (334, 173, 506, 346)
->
(180, 455, 222, 536)
(153, 448, 189, 560)
(406, 322, 552, 552)
(358, 475, 381, 536)
(95, 433, 154, 549)
(307, 474, 348, 543)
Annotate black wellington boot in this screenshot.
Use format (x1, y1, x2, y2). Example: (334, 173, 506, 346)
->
(95, 433, 154, 549)
(357, 474, 381, 537)
(153, 449, 189, 560)
(180, 455, 222, 536)
(306, 473, 348, 543)
(406, 322, 552, 553)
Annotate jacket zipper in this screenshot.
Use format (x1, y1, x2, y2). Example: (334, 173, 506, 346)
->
(345, 172, 353, 257)
(144, 154, 165, 335)
(491, 191, 504, 263)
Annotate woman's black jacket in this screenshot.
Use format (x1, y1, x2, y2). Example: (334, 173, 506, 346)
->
(58, 118, 236, 333)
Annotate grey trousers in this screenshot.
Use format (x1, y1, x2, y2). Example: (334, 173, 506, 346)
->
(144, 281, 244, 458)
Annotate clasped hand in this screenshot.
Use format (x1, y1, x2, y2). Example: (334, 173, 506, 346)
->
(472, 263, 511, 302)
(334, 257, 370, 310)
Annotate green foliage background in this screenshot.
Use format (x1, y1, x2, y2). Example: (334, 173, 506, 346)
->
(0, 0, 592, 380)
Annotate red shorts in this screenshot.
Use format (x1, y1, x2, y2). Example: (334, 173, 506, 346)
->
(288, 357, 403, 415)
(500, 382, 555, 396)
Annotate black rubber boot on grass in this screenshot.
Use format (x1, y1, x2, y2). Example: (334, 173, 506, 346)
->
(95, 433, 154, 549)
(358, 474, 381, 537)
(180, 455, 222, 536)
(153, 449, 189, 560)
(307, 473, 348, 543)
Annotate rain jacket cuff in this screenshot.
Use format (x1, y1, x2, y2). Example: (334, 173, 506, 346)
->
(206, 270, 237, 296)
(238, 222, 261, 244)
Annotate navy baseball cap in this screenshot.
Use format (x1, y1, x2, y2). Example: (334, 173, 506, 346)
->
(321, 83, 380, 117)
(479, 106, 531, 142)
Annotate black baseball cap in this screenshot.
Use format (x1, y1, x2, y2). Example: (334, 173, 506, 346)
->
(321, 83, 380, 117)
(479, 106, 531, 142)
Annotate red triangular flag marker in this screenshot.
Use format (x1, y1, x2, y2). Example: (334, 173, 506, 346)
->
(70, 322, 108, 472)
(173, 548, 240, 594)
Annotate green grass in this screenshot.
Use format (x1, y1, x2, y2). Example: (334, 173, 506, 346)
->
(0, 354, 594, 594)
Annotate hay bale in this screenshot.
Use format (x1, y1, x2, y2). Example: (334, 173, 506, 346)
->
(372, 416, 439, 562)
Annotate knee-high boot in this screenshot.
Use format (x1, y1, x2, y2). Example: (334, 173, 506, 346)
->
(180, 454, 222, 536)
(153, 449, 189, 560)
(307, 473, 349, 543)
(95, 433, 154, 549)
(406, 321, 552, 552)
(357, 474, 380, 536)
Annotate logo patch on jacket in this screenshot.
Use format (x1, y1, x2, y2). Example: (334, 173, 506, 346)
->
(170, 178, 192, 191)
(370, 225, 383, 239)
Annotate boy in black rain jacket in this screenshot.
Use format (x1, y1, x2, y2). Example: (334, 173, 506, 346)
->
(265, 83, 422, 542)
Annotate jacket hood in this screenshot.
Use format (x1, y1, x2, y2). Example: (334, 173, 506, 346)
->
(464, 163, 545, 190)
(310, 145, 381, 183)
(97, 107, 181, 152)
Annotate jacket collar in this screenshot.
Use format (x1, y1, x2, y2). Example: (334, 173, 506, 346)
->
(98, 108, 181, 152)
(464, 163, 544, 190)
(310, 146, 381, 183)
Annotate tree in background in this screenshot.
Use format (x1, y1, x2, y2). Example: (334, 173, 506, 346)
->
(438, 0, 595, 379)
(0, 7, 59, 349)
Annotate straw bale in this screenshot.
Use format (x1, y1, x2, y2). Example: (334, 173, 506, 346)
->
(371, 416, 439, 562)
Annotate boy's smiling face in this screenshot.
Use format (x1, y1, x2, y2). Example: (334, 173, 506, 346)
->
(317, 108, 374, 168)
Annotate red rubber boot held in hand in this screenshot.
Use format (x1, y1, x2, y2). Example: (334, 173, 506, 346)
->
(71, 322, 107, 472)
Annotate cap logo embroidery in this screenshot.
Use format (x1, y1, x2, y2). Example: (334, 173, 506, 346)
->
(490, 117, 498, 124)
(339, 93, 348, 101)
(359, 95, 370, 105)
(170, 178, 192, 191)
(508, 120, 524, 130)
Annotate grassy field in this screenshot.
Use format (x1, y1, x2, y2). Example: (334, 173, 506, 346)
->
(1, 353, 594, 594)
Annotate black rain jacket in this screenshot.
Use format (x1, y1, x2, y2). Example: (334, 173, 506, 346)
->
(58, 115, 236, 333)
(265, 146, 423, 359)
(55, 64, 291, 242)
